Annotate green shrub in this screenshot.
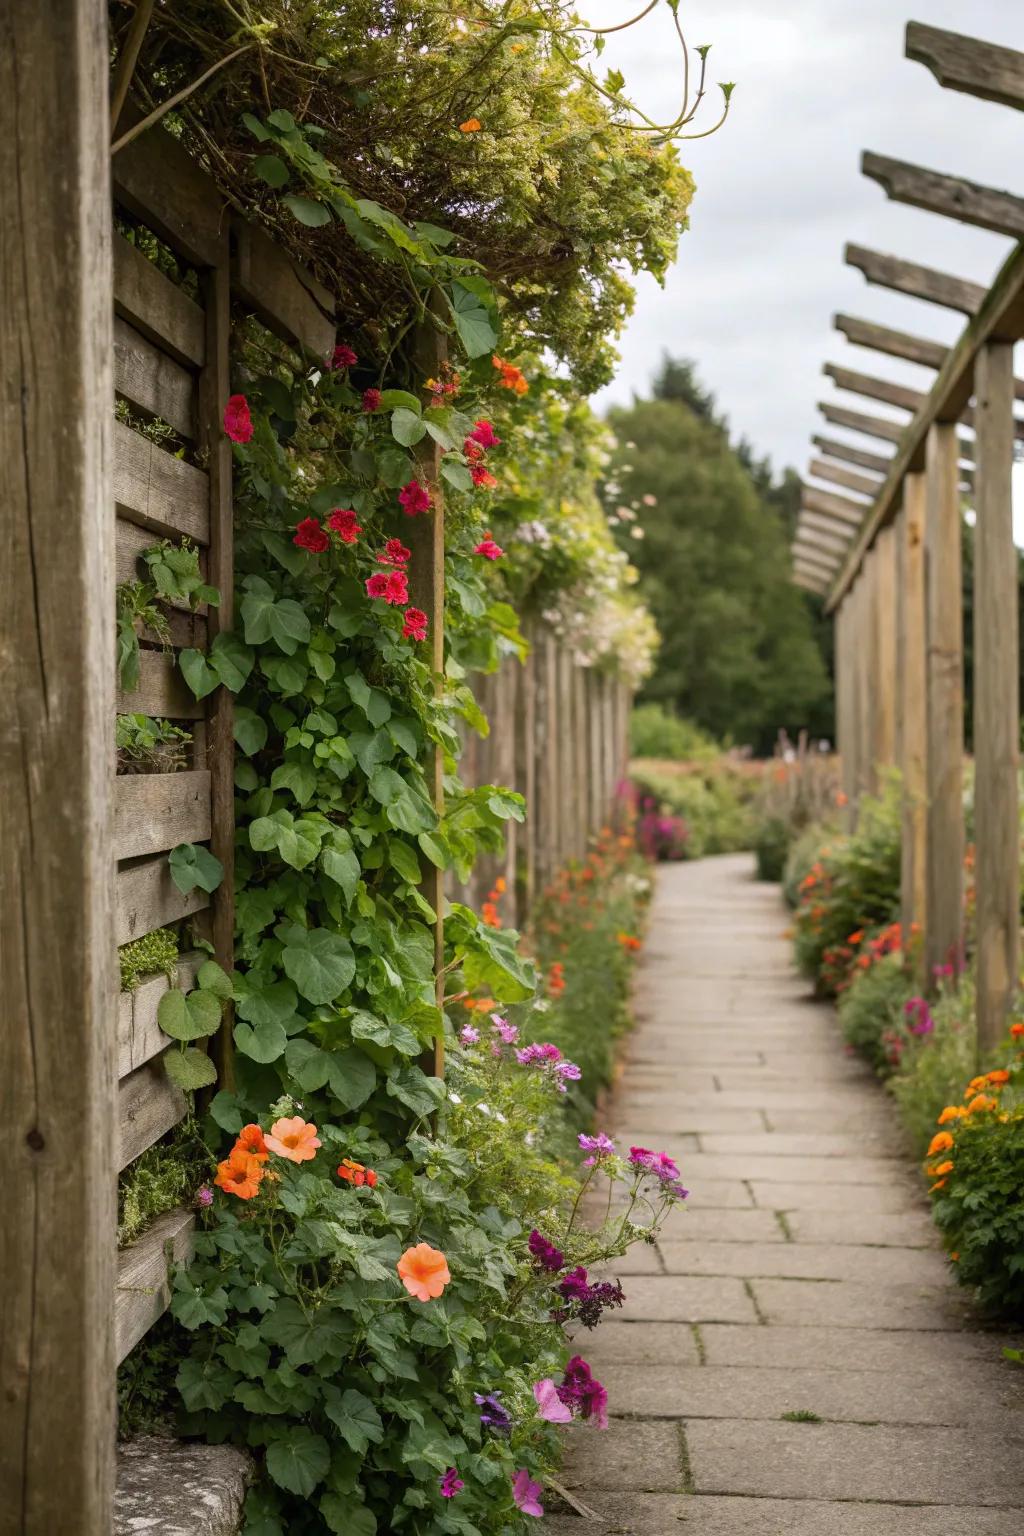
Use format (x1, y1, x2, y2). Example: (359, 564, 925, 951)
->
(754, 816, 790, 882)
(782, 821, 834, 909)
(118, 1118, 211, 1248)
(929, 1104, 1024, 1317)
(889, 976, 978, 1156)
(838, 953, 916, 1076)
(631, 762, 755, 858)
(751, 749, 840, 883)
(629, 704, 719, 762)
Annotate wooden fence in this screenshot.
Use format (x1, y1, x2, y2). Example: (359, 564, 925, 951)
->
(792, 20, 1024, 1058)
(1, 14, 630, 1525)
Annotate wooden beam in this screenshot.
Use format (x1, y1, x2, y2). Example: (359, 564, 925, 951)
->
(846, 243, 985, 316)
(116, 1208, 194, 1365)
(813, 434, 893, 475)
(973, 341, 1019, 1054)
(825, 242, 1024, 610)
(1, 1, 116, 1528)
(862, 151, 1024, 240)
(899, 474, 928, 953)
(792, 570, 827, 593)
(796, 517, 851, 555)
(808, 458, 880, 499)
(835, 312, 1024, 403)
(906, 22, 1024, 112)
(874, 525, 897, 770)
(825, 363, 923, 414)
(819, 402, 904, 444)
(793, 543, 841, 575)
(802, 486, 867, 527)
(924, 423, 965, 982)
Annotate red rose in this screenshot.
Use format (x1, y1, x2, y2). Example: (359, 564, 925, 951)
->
(378, 538, 411, 567)
(327, 508, 362, 544)
(398, 479, 431, 516)
(293, 517, 330, 553)
(403, 607, 428, 641)
(366, 573, 390, 599)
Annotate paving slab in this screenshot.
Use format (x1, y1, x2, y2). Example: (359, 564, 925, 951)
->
(584, 1322, 703, 1368)
(560, 1419, 683, 1493)
(748, 1276, 972, 1331)
(657, 1239, 951, 1285)
(671, 1152, 911, 1186)
(699, 1132, 903, 1157)
(544, 1495, 1024, 1535)
(685, 1419, 1024, 1505)
(786, 1210, 939, 1247)
(748, 1180, 921, 1213)
(615, 1275, 759, 1325)
(699, 1322, 1015, 1371)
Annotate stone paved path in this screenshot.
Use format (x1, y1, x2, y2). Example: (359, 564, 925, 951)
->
(551, 854, 1024, 1534)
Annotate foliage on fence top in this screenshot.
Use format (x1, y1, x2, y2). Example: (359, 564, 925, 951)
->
(114, 0, 721, 391)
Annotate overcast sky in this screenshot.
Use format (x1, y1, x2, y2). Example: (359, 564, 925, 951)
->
(588, 0, 1022, 499)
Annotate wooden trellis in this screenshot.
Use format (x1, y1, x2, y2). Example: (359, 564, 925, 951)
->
(793, 20, 1024, 1056)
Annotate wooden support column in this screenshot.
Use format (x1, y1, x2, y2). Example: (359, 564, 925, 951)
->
(0, 1, 116, 1528)
(514, 631, 537, 922)
(860, 555, 879, 797)
(899, 473, 928, 952)
(874, 525, 898, 771)
(924, 422, 965, 982)
(973, 341, 1019, 1053)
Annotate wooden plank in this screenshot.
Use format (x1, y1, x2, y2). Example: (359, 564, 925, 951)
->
(825, 363, 923, 414)
(874, 525, 897, 769)
(114, 314, 195, 438)
(899, 475, 928, 952)
(972, 341, 1019, 1054)
(826, 243, 1024, 610)
(819, 402, 904, 444)
(118, 953, 203, 1079)
(232, 219, 335, 359)
(906, 21, 1024, 112)
(862, 151, 1024, 240)
(114, 417, 209, 544)
(119, 649, 205, 720)
(834, 600, 852, 807)
(845, 243, 985, 316)
(118, 1058, 187, 1170)
(808, 458, 880, 499)
(793, 571, 827, 593)
(116, 1208, 195, 1365)
(115, 770, 211, 860)
(923, 424, 965, 981)
(794, 557, 834, 582)
(1, 3, 116, 1524)
(514, 633, 537, 920)
(835, 312, 947, 371)
(116, 856, 210, 946)
(812, 434, 893, 475)
(114, 232, 206, 367)
(113, 126, 226, 269)
(802, 485, 868, 526)
(792, 547, 841, 578)
(796, 516, 851, 554)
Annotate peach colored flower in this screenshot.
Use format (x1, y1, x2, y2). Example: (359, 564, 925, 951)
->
(264, 1116, 321, 1163)
(214, 1149, 264, 1200)
(234, 1123, 269, 1163)
(397, 1243, 450, 1302)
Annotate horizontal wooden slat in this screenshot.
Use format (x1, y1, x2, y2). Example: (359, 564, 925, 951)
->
(846, 243, 985, 316)
(116, 855, 210, 946)
(819, 402, 904, 444)
(115, 315, 195, 439)
(793, 570, 828, 593)
(800, 512, 856, 550)
(906, 22, 1024, 112)
(825, 364, 923, 414)
(119, 953, 203, 1079)
(114, 234, 206, 368)
(827, 241, 1024, 609)
(114, 418, 209, 544)
(812, 434, 893, 475)
(232, 220, 335, 359)
(118, 649, 204, 720)
(808, 458, 881, 499)
(116, 518, 210, 609)
(115, 770, 211, 860)
(114, 128, 226, 269)
(116, 1207, 195, 1363)
(834, 313, 947, 371)
(862, 152, 1024, 240)
(119, 1059, 187, 1170)
(803, 485, 872, 525)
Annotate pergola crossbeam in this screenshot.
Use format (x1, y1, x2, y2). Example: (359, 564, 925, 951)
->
(819, 401, 904, 444)
(825, 363, 923, 414)
(812, 434, 893, 475)
(835, 312, 1024, 401)
(802, 485, 867, 525)
(845, 243, 986, 315)
(906, 22, 1024, 111)
(799, 510, 858, 549)
(862, 151, 1024, 239)
(808, 457, 881, 499)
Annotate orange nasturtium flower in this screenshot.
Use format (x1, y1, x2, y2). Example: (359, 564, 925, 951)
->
(927, 1131, 954, 1157)
(264, 1116, 321, 1163)
(338, 1158, 378, 1188)
(1011, 1022, 1024, 1039)
(966, 1095, 997, 1115)
(986, 1069, 1010, 1085)
(931, 1160, 954, 1178)
(235, 1123, 269, 1162)
(459, 117, 482, 132)
(937, 1105, 966, 1125)
(214, 1149, 264, 1200)
(398, 1243, 451, 1302)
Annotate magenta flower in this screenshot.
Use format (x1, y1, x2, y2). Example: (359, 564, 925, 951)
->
(528, 1229, 565, 1272)
(516, 1042, 561, 1066)
(490, 1014, 519, 1045)
(533, 1379, 572, 1423)
(512, 1469, 544, 1518)
(578, 1132, 615, 1165)
(460, 1024, 480, 1045)
(195, 1184, 214, 1208)
(439, 1467, 463, 1499)
(557, 1356, 608, 1428)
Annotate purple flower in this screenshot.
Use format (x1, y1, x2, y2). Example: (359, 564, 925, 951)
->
(474, 1391, 512, 1434)
(533, 1378, 573, 1422)
(629, 1146, 684, 1187)
(554, 1060, 582, 1083)
(556, 1356, 609, 1428)
(904, 997, 935, 1037)
(195, 1184, 214, 1208)
(579, 1131, 615, 1166)
(528, 1229, 565, 1272)
(491, 1014, 519, 1045)
(512, 1469, 544, 1518)
(516, 1042, 562, 1066)
(439, 1467, 464, 1499)
(460, 1024, 480, 1045)
(558, 1266, 590, 1302)
(557, 1268, 625, 1328)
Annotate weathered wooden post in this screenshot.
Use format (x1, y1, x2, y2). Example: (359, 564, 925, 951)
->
(873, 523, 897, 772)
(924, 421, 964, 982)
(0, 0, 116, 1528)
(899, 473, 928, 951)
(973, 340, 1019, 1051)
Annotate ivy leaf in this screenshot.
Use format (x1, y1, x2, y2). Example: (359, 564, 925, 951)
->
(236, 974, 298, 1026)
(387, 1065, 445, 1119)
(158, 986, 222, 1041)
(323, 1387, 384, 1455)
(234, 1017, 288, 1064)
(391, 408, 426, 447)
(253, 153, 289, 187)
(242, 582, 311, 655)
(197, 960, 233, 998)
(234, 707, 268, 756)
(178, 648, 218, 700)
(321, 835, 361, 906)
(387, 787, 438, 835)
(417, 831, 450, 869)
(168, 842, 224, 895)
(389, 840, 422, 885)
(271, 760, 318, 807)
(326, 1047, 376, 1110)
(164, 1046, 218, 1090)
(210, 631, 255, 692)
(376, 447, 414, 488)
(321, 1495, 375, 1536)
(448, 280, 498, 358)
(281, 927, 355, 1004)
(266, 1428, 330, 1497)
(441, 460, 474, 493)
(282, 195, 332, 229)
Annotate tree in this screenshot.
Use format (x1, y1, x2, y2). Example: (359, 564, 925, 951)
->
(604, 361, 832, 752)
